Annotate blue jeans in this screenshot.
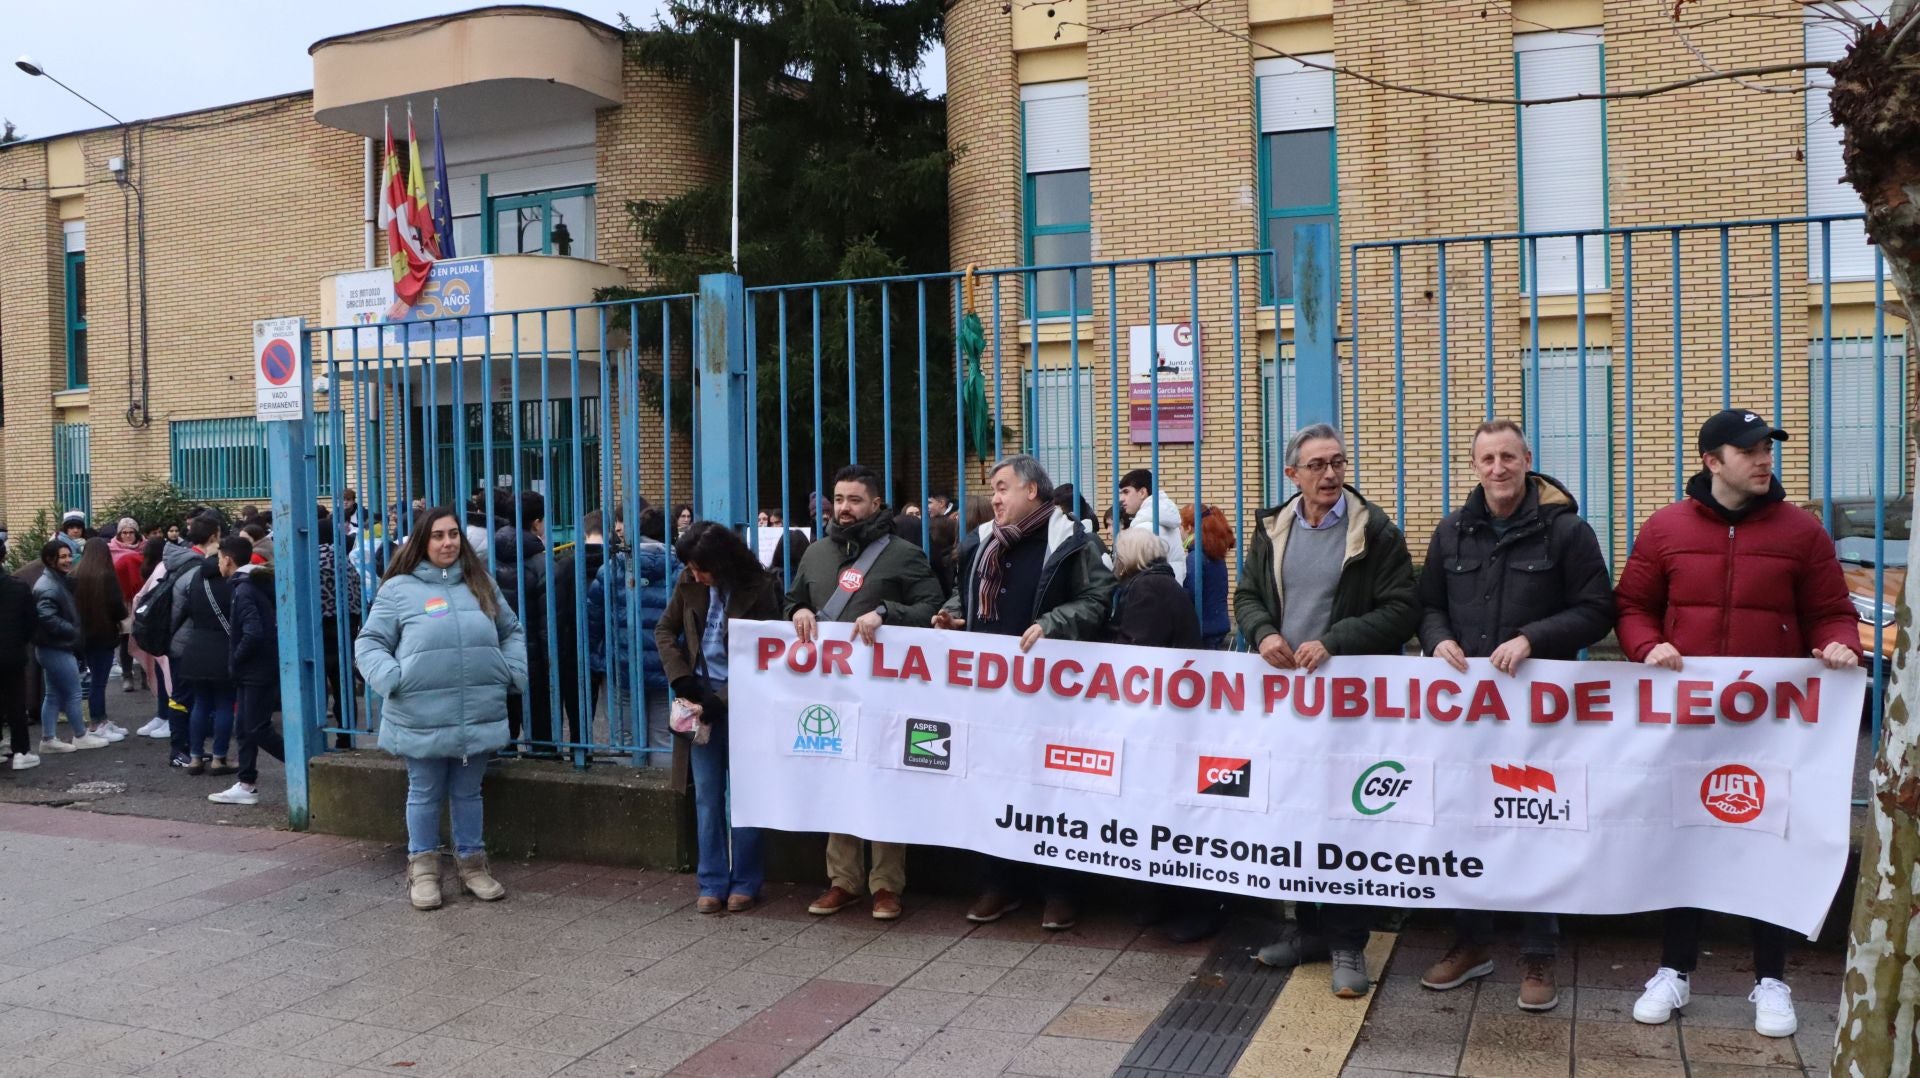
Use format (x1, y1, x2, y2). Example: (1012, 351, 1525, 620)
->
(186, 680, 235, 760)
(35, 647, 86, 741)
(83, 645, 115, 721)
(403, 755, 490, 857)
(689, 718, 763, 899)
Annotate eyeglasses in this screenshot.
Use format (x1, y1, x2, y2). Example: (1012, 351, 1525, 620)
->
(1292, 457, 1348, 475)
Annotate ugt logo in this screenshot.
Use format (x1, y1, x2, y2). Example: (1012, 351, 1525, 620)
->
(793, 704, 844, 755)
(1351, 759, 1413, 816)
(1700, 764, 1765, 824)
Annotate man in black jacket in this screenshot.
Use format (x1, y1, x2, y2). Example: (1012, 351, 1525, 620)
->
(495, 491, 553, 750)
(211, 537, 282, 806)
(935, 453, 1115, 931)
(553, 509, 611, 752)
(1414, 419, 1615, 1013)
(787, 465, 946, 922)
(0, 570, 36, 771)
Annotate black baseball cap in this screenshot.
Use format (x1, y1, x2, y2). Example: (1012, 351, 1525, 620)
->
(1698, 409, 1789, 454)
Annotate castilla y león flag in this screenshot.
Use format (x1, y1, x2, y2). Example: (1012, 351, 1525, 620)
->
(378, 105, 437, 317)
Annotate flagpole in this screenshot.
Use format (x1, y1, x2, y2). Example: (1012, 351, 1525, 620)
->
(731, 37, 741, 273)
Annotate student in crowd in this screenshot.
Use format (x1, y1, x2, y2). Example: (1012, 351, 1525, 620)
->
(109, 518, 148, 692)
(355, 507, 525, 911)
(1239, 423, 1419, 998)
(131, 538, 179, 741)
(464, 488, 495, 558)
(494, 491, 554, 752)
(172, 529, 240, 776)
(317, 518, 364, 749)
(656, 521, 781, 914)
(164, 522, 185, 547)
(1, 567, 37, 770)
(1117, 469, 1186, 584)
(768, 528, 811, 579)
(925, 512, 959, 598)
(1415, 420, 1616, 1012)
(1180, 504, 1234, 650)
(936, 453, 1115, 931)
(209, 536, 282, 806)
(56, 511, 88, 561)
(70, 536, 130, 743)
(789, 465, 946, 922)
(34, 541, 110, 753)
(554, 509, 612, 751)
(588, 507, 674, 766)
(1616, 409, 1861, 1038)
(672, 503, 695, 539)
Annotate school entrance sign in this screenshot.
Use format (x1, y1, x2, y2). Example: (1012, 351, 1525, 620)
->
(727, 622, 1863, 936)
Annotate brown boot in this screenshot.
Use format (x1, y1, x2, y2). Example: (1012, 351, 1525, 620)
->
(408, 853, 443, 910)
(456, 853, 506, 901)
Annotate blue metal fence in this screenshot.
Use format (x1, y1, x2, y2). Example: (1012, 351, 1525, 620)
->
(53, 422, 90, 518)
(274, 212, 1905, 809)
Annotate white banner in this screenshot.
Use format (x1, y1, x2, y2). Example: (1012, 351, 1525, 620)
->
(727, 622, 1864, 936)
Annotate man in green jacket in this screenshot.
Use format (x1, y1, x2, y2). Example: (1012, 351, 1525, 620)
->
(787, 464, 946, 922)
(1234, 422, 1420, 999)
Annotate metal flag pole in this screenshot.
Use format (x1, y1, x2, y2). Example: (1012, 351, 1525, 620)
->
(731, 37, 741, 272)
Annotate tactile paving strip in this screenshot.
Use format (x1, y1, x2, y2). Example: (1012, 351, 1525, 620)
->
(1114, 917, 1289, 1078)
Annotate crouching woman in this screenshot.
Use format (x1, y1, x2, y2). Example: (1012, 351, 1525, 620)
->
(355, 507, 528, 910)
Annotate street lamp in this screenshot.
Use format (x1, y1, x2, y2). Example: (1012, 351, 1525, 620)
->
(15, 54, 150, 428)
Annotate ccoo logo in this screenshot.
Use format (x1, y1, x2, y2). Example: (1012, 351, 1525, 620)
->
(1701, 764, 1765, 824)
(1197, 756, 1251, 798)
(1045, 744, 1115, 777)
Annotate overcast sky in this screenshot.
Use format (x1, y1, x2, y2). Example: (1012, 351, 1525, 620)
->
(2, 0, 946, 141)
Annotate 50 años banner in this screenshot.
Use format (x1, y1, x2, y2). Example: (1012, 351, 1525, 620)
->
(727, 622, 1864, 936)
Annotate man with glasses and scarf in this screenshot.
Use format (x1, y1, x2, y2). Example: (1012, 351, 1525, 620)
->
(1235, 423, 1420, 999)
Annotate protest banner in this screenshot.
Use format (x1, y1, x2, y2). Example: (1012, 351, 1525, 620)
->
(727, 622, 1864, 936)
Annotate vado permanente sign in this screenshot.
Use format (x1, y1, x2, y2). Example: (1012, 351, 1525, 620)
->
(726, 622, 1863, 936)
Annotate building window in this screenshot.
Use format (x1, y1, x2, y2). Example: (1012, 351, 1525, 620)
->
(54, 422, 91, 517)
(1806, 5, 1886, 282)
(1516, 30, 1607, 294)
(1022, 81, 1091, 318)
(1024, 368, 1098, 499)
(65, 250, 87, 389)
(171, 417, 335, 500)
(485, 184, 596, 259)
(1257, 56, 1337, 303)
(1523, 347, 1614, 563)
(1809, 335, 1906, 499)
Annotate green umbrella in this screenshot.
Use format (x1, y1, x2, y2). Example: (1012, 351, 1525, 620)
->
(959, 271, 991, 459)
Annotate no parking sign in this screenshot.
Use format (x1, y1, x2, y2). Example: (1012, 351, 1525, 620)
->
(254, 317, 305, 421)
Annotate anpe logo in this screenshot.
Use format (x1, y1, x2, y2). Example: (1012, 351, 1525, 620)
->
(1046, 744, 1115, 777)
(1490, 764, 1557, 793)
(1701, 764, 1766, 824)
(1197, 756, 1252, 798)
(793, 704, 844, 755)
(1351, 760, 1413, 816)
(903, 719, 952, 771)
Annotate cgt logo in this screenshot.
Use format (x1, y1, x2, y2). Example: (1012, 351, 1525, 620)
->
(1701, 764, 1765, 824)
(1197, 756, 1252, 798)
(1046, 744, 1115, 777)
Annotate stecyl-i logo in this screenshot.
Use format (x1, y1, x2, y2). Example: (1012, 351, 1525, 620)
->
(793, 704, 845, 756)
(902, 718, 952, 771)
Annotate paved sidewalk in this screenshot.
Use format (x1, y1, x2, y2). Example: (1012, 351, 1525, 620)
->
(0, 803, 1210, 1077)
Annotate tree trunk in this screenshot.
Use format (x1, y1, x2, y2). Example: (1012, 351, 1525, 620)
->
(1830, 6, 1920, 1075)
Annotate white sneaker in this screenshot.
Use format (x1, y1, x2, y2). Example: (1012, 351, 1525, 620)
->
(1750, 977, 1797, 1037)
(1632, 967, 1691, 1024)
(137, 717, 171, 738)
(103, 721, 128, 737)
(39, 738, 76, 754)
(9, 753, 39, 771)
(71, 734, 111, 750)
(208, 783, 259, 806)
(90, 725, 127, 743)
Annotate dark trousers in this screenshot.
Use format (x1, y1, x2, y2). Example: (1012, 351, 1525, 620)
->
(1661, 909, 1788, 982)
(557, 659, 604, 747)
(82, 645, 115, 721)
(1, 659, 27, 754)
(234, 680, 285, 786)
(1455, 909, 1560, 958)
(321, 619, 361, 748)
(981, 856, 1079, 905)
(117, 634, 133, 681)
(1299, 902, 1374, 952)
(161, 665, 190, 759)
(507, 653, 554, 748)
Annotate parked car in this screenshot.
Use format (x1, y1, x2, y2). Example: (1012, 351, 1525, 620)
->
(1836, 535, 1904, 664)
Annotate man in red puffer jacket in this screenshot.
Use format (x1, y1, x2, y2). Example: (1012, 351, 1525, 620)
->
(1614, 407, 1860, 1042)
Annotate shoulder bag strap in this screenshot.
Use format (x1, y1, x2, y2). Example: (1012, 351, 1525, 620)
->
(818, 534, 892, 622)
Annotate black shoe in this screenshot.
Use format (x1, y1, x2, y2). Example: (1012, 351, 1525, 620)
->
(169, 752, 193, 769)
(1162, 908, 1226, 944)
(186, 757, 208, 776)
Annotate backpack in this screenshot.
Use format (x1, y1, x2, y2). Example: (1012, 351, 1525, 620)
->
(132, 562, 195, 655)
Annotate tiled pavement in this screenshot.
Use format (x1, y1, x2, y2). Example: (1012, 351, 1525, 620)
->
(0, 802, 1846, 1077)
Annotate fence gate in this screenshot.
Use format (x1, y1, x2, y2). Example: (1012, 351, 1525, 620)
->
(267, 213, 1905, 829)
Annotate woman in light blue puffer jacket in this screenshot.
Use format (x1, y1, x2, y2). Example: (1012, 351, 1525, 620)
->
(355, 507, 527, 911)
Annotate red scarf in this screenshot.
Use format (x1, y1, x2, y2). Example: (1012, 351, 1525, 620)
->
(974, 503, 1055, 622)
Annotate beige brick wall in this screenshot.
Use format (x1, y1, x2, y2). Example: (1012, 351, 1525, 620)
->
(1, 139, 82, 527)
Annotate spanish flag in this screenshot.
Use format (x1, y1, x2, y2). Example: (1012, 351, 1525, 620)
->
(378, 104, 437, 316)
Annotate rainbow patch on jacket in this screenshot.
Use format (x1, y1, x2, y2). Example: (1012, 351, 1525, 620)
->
(423, 597, 451, 618)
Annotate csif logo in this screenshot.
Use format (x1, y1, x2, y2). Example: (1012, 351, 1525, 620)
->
(1351, 760, 1413, 816)
(1701, 764, 1765, 824)
(1045, 744, 1115, 777)
(1490, 764, 1556, 793)
(1197, 756, 1251, 798)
